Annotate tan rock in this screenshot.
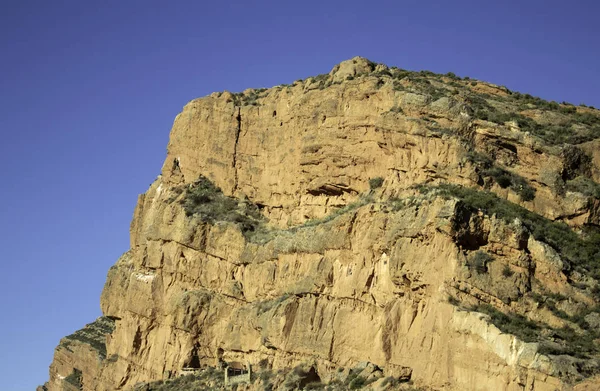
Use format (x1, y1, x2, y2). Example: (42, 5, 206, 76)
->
(42, 58, 600, 391)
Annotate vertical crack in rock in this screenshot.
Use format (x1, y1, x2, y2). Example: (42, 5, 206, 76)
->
(328, 309, 337, 361)
(232, 107, 242, 194)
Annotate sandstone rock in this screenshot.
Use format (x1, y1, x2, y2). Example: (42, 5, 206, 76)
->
(42, 58, 600, 391)
(330, 56, 375, 83)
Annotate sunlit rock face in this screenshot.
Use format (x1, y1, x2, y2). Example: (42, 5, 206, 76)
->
(41, 57, 600, 391)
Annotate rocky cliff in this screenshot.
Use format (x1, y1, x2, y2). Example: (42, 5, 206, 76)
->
(40, 57, 600, 391)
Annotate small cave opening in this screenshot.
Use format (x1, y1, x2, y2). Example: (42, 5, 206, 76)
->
(452, 206, 488, 251)
(171, 157, 181, 173)
(186, 355, 201, 369)
(184, 344, 201, 369)
(273, 110, 277, 117)
(297, 367, 321, 389)
(496, 141, 518, 154)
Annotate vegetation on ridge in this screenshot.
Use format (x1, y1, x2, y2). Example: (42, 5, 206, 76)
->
(418, 184, 600, 278)
(181, 176, 263, 236)
(465, 150, 536, 201)
(137, 365, 417, 391)
(59, 317, 115, 360)
(64, 368, 83, 390)
(224, 57, 600, 148)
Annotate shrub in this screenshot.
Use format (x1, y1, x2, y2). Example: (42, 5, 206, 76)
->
(305, 381, 325, 390)
(348, 376, 367, 389)
(255, 294, 290, 314)
(516, 184, 536, 201)
(380, 377, 401, 388)
(467, 151, 536, 201)
(487, 168, 512, 188)
(180, 176, 263, 236)
(473, 304, 540, 342)
(502, 265, 514, 277)
(65, 369, 83, 389)
(369, 177, 384, 189)
(420, 184, 600, 278)
(566, 176, 600, 199)
(464, 90, 600, 145)
(60, 317, 115, 360)
(550, 326, 598, 358)
(559, 105, 577, 114)
(142, 367, 228, 391)
(283, 366, 321, 390)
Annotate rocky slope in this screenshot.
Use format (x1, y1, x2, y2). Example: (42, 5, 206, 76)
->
(40, 57, 600, 391)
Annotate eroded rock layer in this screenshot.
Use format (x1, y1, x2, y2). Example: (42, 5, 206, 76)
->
(41, 57, 600, 391)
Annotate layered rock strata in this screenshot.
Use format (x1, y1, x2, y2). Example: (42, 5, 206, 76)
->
(41, 57, 600, 391)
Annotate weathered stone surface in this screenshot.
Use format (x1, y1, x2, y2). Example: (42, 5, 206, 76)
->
(42, 58, 600, 391)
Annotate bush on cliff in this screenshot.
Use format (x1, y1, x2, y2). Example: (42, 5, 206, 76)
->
(421, 184, 600, 279)
(369, 177, 384, 189)
(181, 176, 263, 235)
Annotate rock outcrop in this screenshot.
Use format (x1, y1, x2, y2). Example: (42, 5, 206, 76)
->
(41, 57, 600, 391)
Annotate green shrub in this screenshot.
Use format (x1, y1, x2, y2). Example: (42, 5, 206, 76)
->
(448, 295, 461, 306)
(419, 184, 600, 278)
(369, 177, 384, 189)
(293, 197, 368, 230)
(380, 376, 401, 388)
(255, 294, 290, 314)
(473, 304, 540, 342)
(467, 151, 536, 201)
(543, 299, 570, 320)
(484, 168, 512, 188)
(60, 317, 115, 359)
(465, 90, 600, 145)
(64, 369, 83, 389)
(559, 105, 577, 114)
(180, 176, 263, 236)
(550, 326, 599, 358)
(231, 89, 268, 106)
(305, 381, 325, 390)
(372, 69, 392, 78)
(502, 265, 514, 277)
(566, 177, 600, 199)
(348, 376, 367, 389)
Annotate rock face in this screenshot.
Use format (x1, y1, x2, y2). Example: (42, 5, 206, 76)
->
(41, 57, 600, 391)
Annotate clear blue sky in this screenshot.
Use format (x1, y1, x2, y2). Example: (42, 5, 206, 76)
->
(0, 1, 598, 389)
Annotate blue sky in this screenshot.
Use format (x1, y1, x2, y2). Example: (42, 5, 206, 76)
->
(0, 1, 598, 389)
